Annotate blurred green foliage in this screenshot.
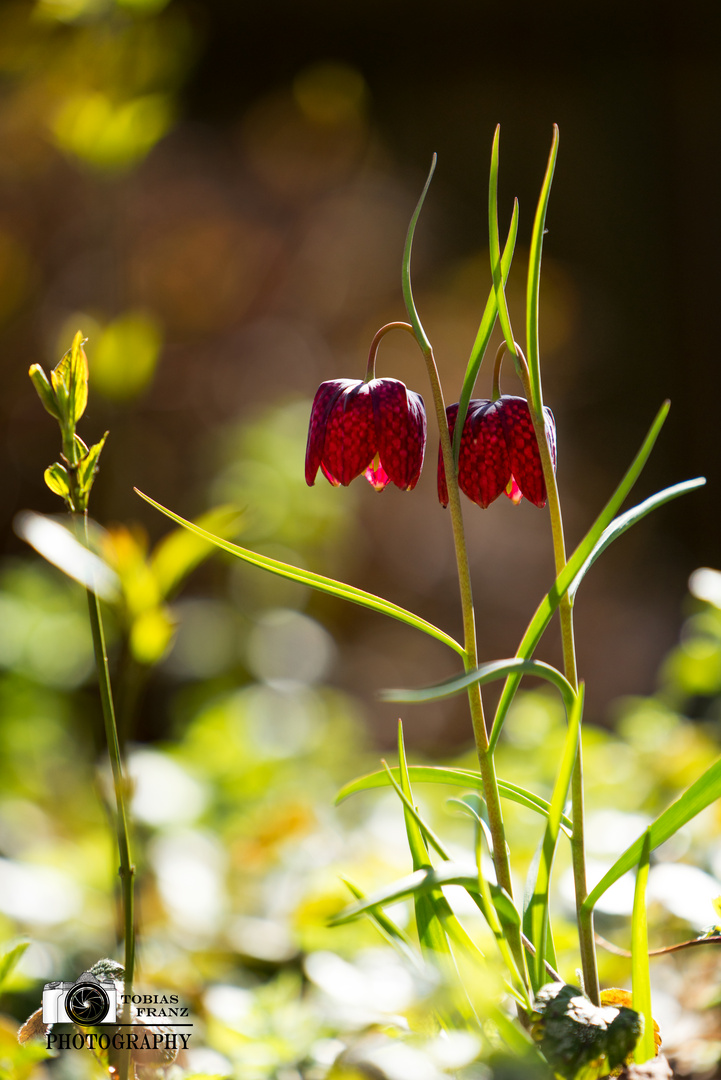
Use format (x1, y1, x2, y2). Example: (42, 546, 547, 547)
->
(3, 399, 721, 1075)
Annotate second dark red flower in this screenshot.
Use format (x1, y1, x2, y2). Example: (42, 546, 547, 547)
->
(438, 395, 556, 509)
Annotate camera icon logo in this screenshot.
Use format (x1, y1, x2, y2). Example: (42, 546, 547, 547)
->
(42, 971, 118, 1025)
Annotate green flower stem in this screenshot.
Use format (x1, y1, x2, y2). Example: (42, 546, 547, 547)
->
(402, 158, 524, 986)
(515, 350, 600, 1006)
(82, 517, 135, 961)
(419, 339, 526, 981)
(82, 514, 135, 1080)
(67, 467, 135, 1078)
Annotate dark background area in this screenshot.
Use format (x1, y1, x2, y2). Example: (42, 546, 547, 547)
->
(1, 0, 720, 745)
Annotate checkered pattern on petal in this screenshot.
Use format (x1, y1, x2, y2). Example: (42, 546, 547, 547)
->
(437, 400, 511, 508)
(372, 379, 427, 491)
(305, 380, 348, 485)
(462, 400, 511, 508)
(323, 382, 377, 486)
(498, 395, 546, 507)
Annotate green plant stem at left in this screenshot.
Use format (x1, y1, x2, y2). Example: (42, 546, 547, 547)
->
(79, 514, 136, 978)
(65, 457, 135, 1080)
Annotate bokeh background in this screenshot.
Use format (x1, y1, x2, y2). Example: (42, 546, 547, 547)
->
(2, 0, 720, 740)
(2, 1, 721, 1076)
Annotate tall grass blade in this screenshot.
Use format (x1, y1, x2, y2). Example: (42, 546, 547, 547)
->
(341, 878, 422, 970)
(631, 831, 655, 1063)
(488, 126, 516, 355)
(402, 156, 436, 353)
(384, 656, 576, 716)
(135, 491, 464, 656)
(568, 477, 706, 601)
(583, 754, 721, 912)
(454, 199, 519, 464)
(330, 863, 517, 926)
(525, 686, 583, 991)
(453, 796, 532, 1005)
(490, 401, 673, 749)
(336, 766, 573, 836)
(526, 125, 559, 414)
(382, 760, 452, 862)
(395, 721, 451, 960)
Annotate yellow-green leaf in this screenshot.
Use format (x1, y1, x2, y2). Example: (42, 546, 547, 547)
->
(44, 462, 72, 502)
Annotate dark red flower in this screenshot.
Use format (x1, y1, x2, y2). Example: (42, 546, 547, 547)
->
(438, 395, 556, 508)
(305, 378, 427, 491)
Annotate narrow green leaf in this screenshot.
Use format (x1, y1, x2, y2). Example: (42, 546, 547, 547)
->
(452, 795, 532, 1005)
(583, 755, 721, 913)
(51, 331, 88, 427)
(44, 462, 71, 501)
(382, 761, 451, 863)
(29, 364, 61, 420)
(135, 490, 464, 656)
(526, 125, 559, 414)
(150, 504, 244, 599)
(401, 155, 436, 354)
(77, 432, 109, 494)
(490, 401, 672, 750)
(329, 863, 517, 926)
(439, 907, 486, 966)
(396, 721, 451, 960)
(397, 722, 431, 870)
(490, 1006, 540, 1058)
(384, 656, 576, 717)
(489, 125, 516, 355)
(631, 831, 655, 1064)
(525, 685, 583, 992)
(72, 433, 89, 458)
(69, 331, 89, 423)
(568, 477, 706, 601)
(335, 765, 573, 835)
(0, 941, 29, 991)
(341, 878, 422, 970)
(447, 794, 494, 854)
(453, 199, 519, 464)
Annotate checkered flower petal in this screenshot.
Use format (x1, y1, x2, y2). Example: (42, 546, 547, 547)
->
(372, 379, 427, 491)
(306, 377, 427, 491)
(438, 401, 511, 509)
(498, 395, 548, 508)
(438, 395, 556, 509)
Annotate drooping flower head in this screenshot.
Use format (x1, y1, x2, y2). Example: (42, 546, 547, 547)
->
(438, 395, 556, 508)
(306, 377, 427, 492)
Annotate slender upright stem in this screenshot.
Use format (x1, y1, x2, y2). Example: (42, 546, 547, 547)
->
(418, 340, 527, 983)
(69, 496, 135, 1079)
(515, 352, 600, 1005)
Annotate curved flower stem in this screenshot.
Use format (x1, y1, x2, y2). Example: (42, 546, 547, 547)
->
(514, 345, 600, 1006)
(364, 321, 417, 382)
(417, 338, 527, 984)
